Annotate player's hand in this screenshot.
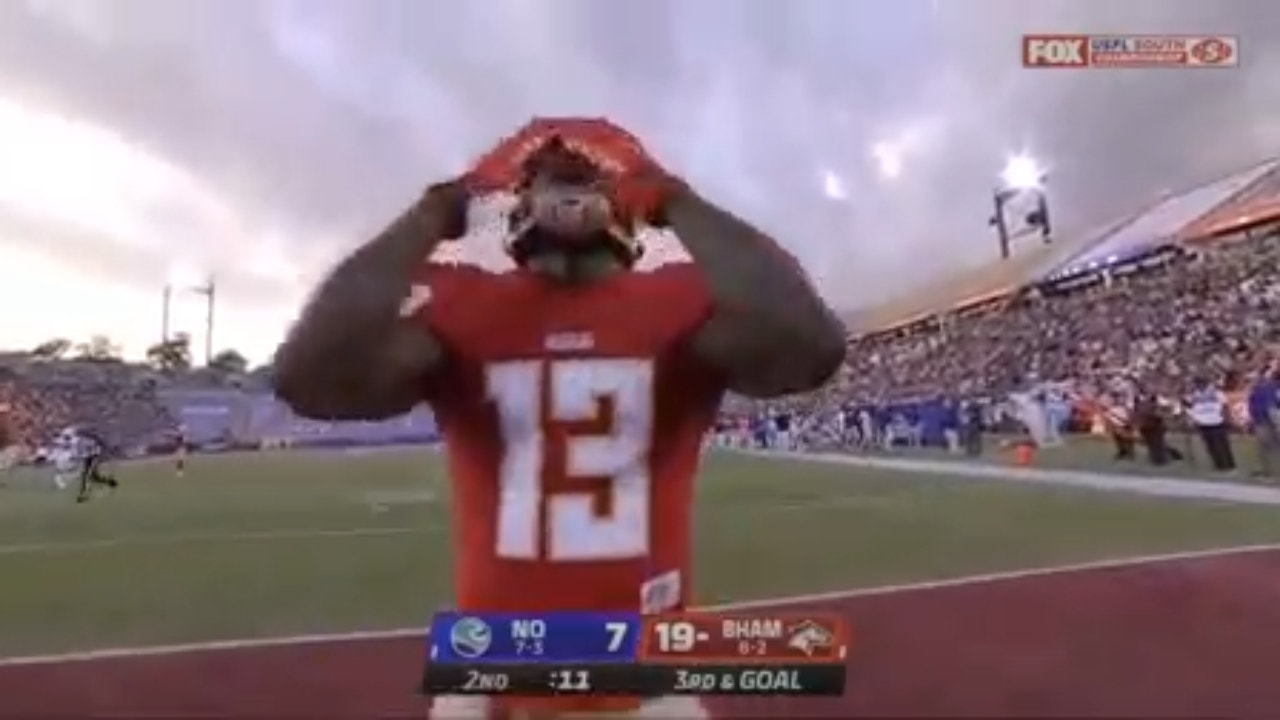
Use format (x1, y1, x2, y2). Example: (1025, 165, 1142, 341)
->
(418, 179, 471, 240)
(607, 155, 685, 228)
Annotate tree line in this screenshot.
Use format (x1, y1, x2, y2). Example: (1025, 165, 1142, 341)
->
(27, 335, 254, 375)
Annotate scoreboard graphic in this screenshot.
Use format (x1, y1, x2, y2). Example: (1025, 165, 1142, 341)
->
(423, 612, 850, 696)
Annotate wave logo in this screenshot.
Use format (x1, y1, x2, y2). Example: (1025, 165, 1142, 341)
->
(449, 616, 493, 660)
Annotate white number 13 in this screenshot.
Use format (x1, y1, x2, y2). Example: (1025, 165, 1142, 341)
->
(486, 358, 654, 561)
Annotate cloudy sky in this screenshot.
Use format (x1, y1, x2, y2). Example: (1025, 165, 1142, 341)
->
(0, 0, 1277, 364)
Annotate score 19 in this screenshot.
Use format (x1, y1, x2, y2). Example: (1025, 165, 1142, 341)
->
(653, 620, 699, 653)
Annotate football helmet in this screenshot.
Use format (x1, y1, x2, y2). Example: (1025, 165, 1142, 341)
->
(468, 119, 648, 267)
(504, 136, 643, 266)
(56, 426, 80, 449)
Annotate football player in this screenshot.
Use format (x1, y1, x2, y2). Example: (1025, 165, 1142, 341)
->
(50, 426, 82, 490)
(173, 424, 188, 478)
(272, 118, 846, 718)
(73, 427, 118, 503)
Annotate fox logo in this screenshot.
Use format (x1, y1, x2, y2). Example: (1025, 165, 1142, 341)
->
(786, 620, 834, 657)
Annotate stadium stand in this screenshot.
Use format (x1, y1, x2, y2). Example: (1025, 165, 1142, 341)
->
(0, 360, 174, 451)
(835, 157, 1280, 411)
(2, 158, 1279, 459)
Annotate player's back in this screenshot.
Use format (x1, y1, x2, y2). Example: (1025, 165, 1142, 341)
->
(413, 262, 725, 613)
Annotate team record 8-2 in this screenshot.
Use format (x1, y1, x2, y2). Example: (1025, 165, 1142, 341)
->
(422, 612, 850, 696)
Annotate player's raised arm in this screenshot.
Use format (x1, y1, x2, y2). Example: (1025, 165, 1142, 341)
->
(271, 181, 468, 420)
(666, 186, 847, 398)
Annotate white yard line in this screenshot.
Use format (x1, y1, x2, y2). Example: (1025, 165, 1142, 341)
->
(0, 495, 851, 557)
(0, 527, 425, 556)
(1, 541, 1276, 667)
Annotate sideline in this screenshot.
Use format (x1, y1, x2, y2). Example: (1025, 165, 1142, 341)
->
(1, 542, 1277, 667)
(739, 449, 1280, 506)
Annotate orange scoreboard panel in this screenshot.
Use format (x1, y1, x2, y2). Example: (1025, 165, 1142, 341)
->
(639, 612, 849, 663)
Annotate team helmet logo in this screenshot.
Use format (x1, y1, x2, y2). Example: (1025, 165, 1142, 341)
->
(449, 616, 493, 659)
(786, 620, 834, 657)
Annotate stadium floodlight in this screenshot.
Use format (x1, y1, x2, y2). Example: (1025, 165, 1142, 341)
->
(1000, 154, 1044, 191)
(161, 263, 216, 363)
(991, 153, 1053, 260)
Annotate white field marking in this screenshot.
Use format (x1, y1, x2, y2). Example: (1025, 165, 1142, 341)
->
(736, 449, 1280, 506)
(768, 495, 900, 512)
(2, 541, 1278, 667)
(0, 494, 844, 557)
(0, 527, 428, 556)
(121, 444, 436, 466)
(361, 489, 438, 514)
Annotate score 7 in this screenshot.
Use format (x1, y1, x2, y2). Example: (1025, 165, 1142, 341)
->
(606, 622, 629, 653)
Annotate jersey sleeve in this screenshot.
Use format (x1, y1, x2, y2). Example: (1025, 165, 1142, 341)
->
(649, 263, 727, 397)
(403, 261, 488, 404)
(403, 261, 475, 329)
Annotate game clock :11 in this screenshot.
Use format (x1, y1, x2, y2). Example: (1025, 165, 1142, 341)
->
(424, 662, 846, 696)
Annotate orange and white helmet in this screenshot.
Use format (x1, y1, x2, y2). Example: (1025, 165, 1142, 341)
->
(467, 118, 647, 266)
(504, 163, 644, 266)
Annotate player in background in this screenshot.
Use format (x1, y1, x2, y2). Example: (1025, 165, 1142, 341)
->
(50, 426, 82, 490)
(173, 424, 188, 478)
(272, 118, 846, 719)
(74, 427, 119, 503)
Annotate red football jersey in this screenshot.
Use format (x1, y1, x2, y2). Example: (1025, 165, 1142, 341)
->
(412, 261, 725, 614)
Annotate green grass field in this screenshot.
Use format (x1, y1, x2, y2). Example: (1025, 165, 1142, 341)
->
(4, 447, 1280, 659)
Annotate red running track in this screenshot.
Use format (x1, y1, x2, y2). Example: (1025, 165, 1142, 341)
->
(4, 550, 1280, 717)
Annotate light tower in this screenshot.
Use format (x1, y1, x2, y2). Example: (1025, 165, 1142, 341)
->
(990, 154, 1053, 259)
(160, 268, 217, 365)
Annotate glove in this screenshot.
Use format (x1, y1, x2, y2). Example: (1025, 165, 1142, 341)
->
(417, 180, 471, 240)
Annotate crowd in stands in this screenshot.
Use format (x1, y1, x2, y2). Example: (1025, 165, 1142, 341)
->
(0, 355, 435, 454)
(2, 219, 1279, 455)
(838, 229, 1280, 410)
(0, 361, 176, 450)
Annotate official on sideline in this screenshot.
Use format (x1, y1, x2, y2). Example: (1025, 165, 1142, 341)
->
(1187, 377, 1235, 473)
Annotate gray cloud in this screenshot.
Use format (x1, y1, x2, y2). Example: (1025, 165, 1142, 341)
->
(1, 0, 1278, 319)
